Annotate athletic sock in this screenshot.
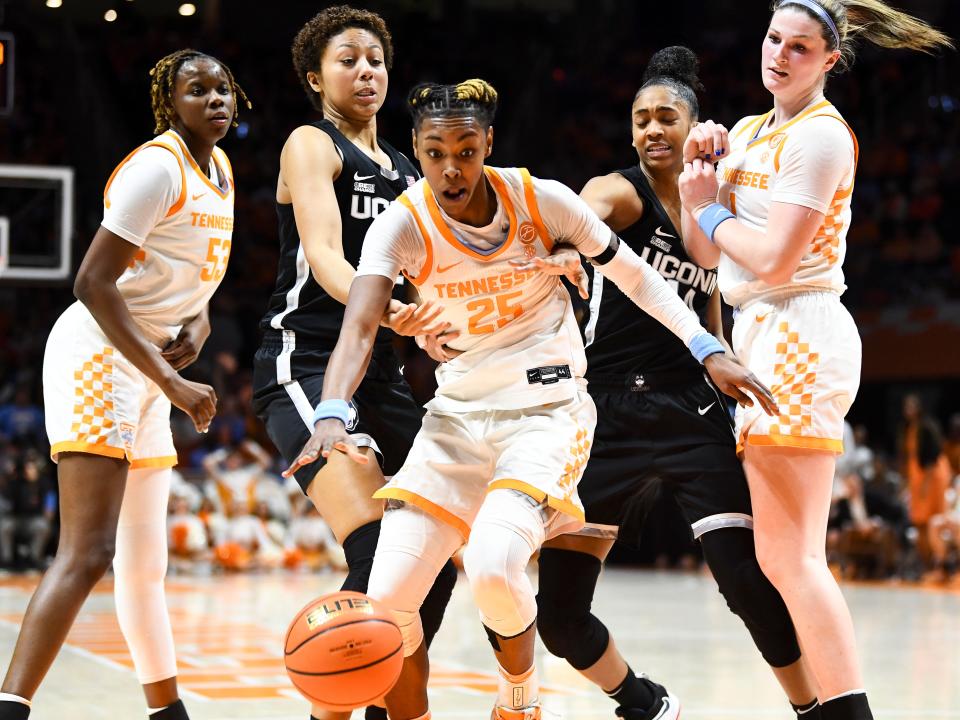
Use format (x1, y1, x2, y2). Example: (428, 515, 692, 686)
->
(0, 694, 30, 720)
(340, 520, 381, 593)
(605, 667, 656, 713)
(147, 699, 189, 719)
(793, 698, 821, 718)
(820, 691, 873, 720)
(497, 664, 538, 709)
(364, 705, 388, 720)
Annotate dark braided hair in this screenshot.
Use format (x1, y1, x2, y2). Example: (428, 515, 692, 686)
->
(291, 6, 394, 112)
(149, 49, 251, 135)
(407, 79, 498, 130)
(636, 46, 704, 120)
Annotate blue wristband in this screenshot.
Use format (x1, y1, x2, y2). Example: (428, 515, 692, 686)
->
(312, 399, 351, 428)
(689, 332, 725, 364)
(697, 202, 735, 243)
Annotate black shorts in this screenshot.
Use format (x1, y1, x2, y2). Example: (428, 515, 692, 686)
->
(580, 370, 752, 545)
(252, 338, 423, 493)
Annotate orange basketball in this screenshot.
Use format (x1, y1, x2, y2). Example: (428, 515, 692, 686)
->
(283, 591, 403, 710)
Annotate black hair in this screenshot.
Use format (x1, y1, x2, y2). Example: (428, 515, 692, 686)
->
(407, 79, 498, 130)
(636, 46, 703, 120)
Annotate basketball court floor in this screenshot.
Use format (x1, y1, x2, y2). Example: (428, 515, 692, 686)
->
(0, 568, 957, 719)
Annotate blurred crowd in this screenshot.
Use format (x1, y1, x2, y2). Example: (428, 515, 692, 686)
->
(0, 2, 958, 580)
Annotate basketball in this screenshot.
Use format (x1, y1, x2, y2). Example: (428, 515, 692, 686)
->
(283, 591, 404, 710)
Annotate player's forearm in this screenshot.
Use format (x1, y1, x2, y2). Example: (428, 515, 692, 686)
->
(680, 207, 721, 269)
(305, 245, 357, 305)
(73, 278, 178, 391)
(710, 218, 795, 284)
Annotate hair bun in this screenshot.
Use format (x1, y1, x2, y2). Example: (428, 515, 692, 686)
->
(642, 46, 704, 92)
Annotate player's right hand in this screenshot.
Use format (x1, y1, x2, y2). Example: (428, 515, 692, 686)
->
(382, 299, 450, 337)
(683, 120, 729, 163)
(165, 377, 217, 433)
(416, 330, 462, 363)
(282, 418, 369, 477)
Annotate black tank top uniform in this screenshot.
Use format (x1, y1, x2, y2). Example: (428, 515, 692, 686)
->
(253, 120, 423, 491)
(576, 165, 753, 544)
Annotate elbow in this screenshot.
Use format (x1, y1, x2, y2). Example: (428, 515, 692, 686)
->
(73, 271, 94, 304)
(755, 259, 795, 287)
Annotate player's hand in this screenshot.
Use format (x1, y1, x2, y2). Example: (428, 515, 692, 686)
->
(679, 158, 722, 218)
(416, 330, 463, 363)
(382, 299, 450, 337)
(164, 377, 218, 433)
(702, 353, 779, 416)
(161, 313, 211, 371)
(509, 245, 588, 299)
(683, 119, 729, 163)
(282, 418, 369, 477)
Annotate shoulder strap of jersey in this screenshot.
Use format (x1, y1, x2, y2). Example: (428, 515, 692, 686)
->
(518, 168, 553, 252)
(732, 113, 770, 142)
(166, 131, 231, 200)
(397, 192, 433, 286)
(213, 146, 234, 187)
(103, 135, 186, 218)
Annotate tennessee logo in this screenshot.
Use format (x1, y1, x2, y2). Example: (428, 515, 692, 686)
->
(119, 423, 136, 449)
(518, 221, 537, 244)
(767, 133, 786, 149)
(760, 151, 770, 163)
(437, 261, 463, 273)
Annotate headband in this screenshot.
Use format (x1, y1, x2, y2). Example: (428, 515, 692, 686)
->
(783, 0, 840, 48)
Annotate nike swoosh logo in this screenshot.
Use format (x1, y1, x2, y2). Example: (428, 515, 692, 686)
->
(755, 312, 771, 323)
(191, 192, 206, 201)
(436, 261, 463, 273)
(698, 403, 715, 416)
(651, 697, 674, 720)
(354, 172, 376, 181)
(654, 225, 675, 238)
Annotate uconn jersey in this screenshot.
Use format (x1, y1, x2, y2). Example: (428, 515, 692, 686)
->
(259, 119, 419, 381)
(582, 166, 717, 377)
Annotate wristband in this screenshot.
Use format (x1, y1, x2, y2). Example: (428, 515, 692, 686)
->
(312, 399, 351, 428)
(689, 332, 725, 363)
(696, 202, 735, 243)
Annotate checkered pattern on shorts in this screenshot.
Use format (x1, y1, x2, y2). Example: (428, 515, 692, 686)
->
(70, 347, 117, 446)
(768, 322, 819, 439)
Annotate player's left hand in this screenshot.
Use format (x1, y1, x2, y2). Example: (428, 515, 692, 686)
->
(679, 158, 722, 219)
(382, 298, 450, 337)
(162, 312, 211, 371)
(683, 119, 729, 163)
(703, 353, 779, 416)
(509, 245, 588, 299)
(282, 418, 369, 478)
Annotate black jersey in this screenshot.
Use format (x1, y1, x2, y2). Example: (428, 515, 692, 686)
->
(582, 165, 718, 377)
(259, 119, 420, 354)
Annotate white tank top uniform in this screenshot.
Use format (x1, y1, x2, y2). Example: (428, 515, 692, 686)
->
(717, 99, 861, 454)
(44, 129, 234, 467)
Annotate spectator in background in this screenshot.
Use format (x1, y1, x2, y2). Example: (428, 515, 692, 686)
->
(942, 413, 960, 480)
(0, 451, 56, 570)
(927, 474, 960, 585)
(898, 394, 952, 572)
(0, 388, 45, 447)
(202, 437, 272, 515)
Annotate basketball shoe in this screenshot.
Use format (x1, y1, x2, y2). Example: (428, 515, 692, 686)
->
(614, 678, 680, 720)
(491, 702, 541, 720)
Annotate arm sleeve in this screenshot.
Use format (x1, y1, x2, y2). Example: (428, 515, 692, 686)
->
(534, 179, 612, 257)
(355, 201, 427, 280)
(770, 117, 854, 213)
(101, 146, 182, 246)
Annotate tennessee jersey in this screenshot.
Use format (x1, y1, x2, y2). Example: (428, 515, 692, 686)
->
(102, 128, 235, 346)
(357, 167, 611, 412)
(716, 99, 857, 308)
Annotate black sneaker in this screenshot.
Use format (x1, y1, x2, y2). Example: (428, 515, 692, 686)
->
(614, 677, 681, 720)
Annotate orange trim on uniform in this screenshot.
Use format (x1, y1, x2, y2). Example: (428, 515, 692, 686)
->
(423, 170, 518, 263)
(213, 146, 234, 185)
(487, 479, 585, 523)
(129, 455, 178, 470)
(518, 168, 553, 252)
(732, 113, 771, 143)
(166, 131, 232, 199)
(373, 487, 471, 540)
(745, 433, 844, 454)
(746, 100, 832, 150)
(51, 441, 126, 462)
(103, 140, 187, 218)
(398, 194, 434, 287)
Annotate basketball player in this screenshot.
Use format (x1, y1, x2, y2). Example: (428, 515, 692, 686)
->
(249, 8, 457, 719)
(519, 46, 819, 720)
(0, 50, 249, 720)
(677, 3, 952, 719)
(284, 79, 777, 720)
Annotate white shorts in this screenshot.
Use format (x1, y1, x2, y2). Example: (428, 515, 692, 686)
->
(43, 302, 177, 468)
(374, 391, 596, 540)
(732, 290, 861, 455)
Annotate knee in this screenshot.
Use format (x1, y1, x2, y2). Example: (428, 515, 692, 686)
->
(61, 537, 116, 586)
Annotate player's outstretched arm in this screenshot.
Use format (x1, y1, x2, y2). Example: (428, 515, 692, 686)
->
(283, 274, 395, 475)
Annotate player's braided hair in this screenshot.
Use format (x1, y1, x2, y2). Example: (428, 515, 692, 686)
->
(637, 46, 703, 120)
(149, 49, 250, 135)
(773, 0, 953, 73)
(407, 79, 498, 130)
(291, 6, 394, 112)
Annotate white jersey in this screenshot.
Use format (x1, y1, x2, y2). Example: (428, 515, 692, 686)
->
(358, 167, 610, 412)
(101, 129, 235, 346)
(716, 99, 857, 308)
